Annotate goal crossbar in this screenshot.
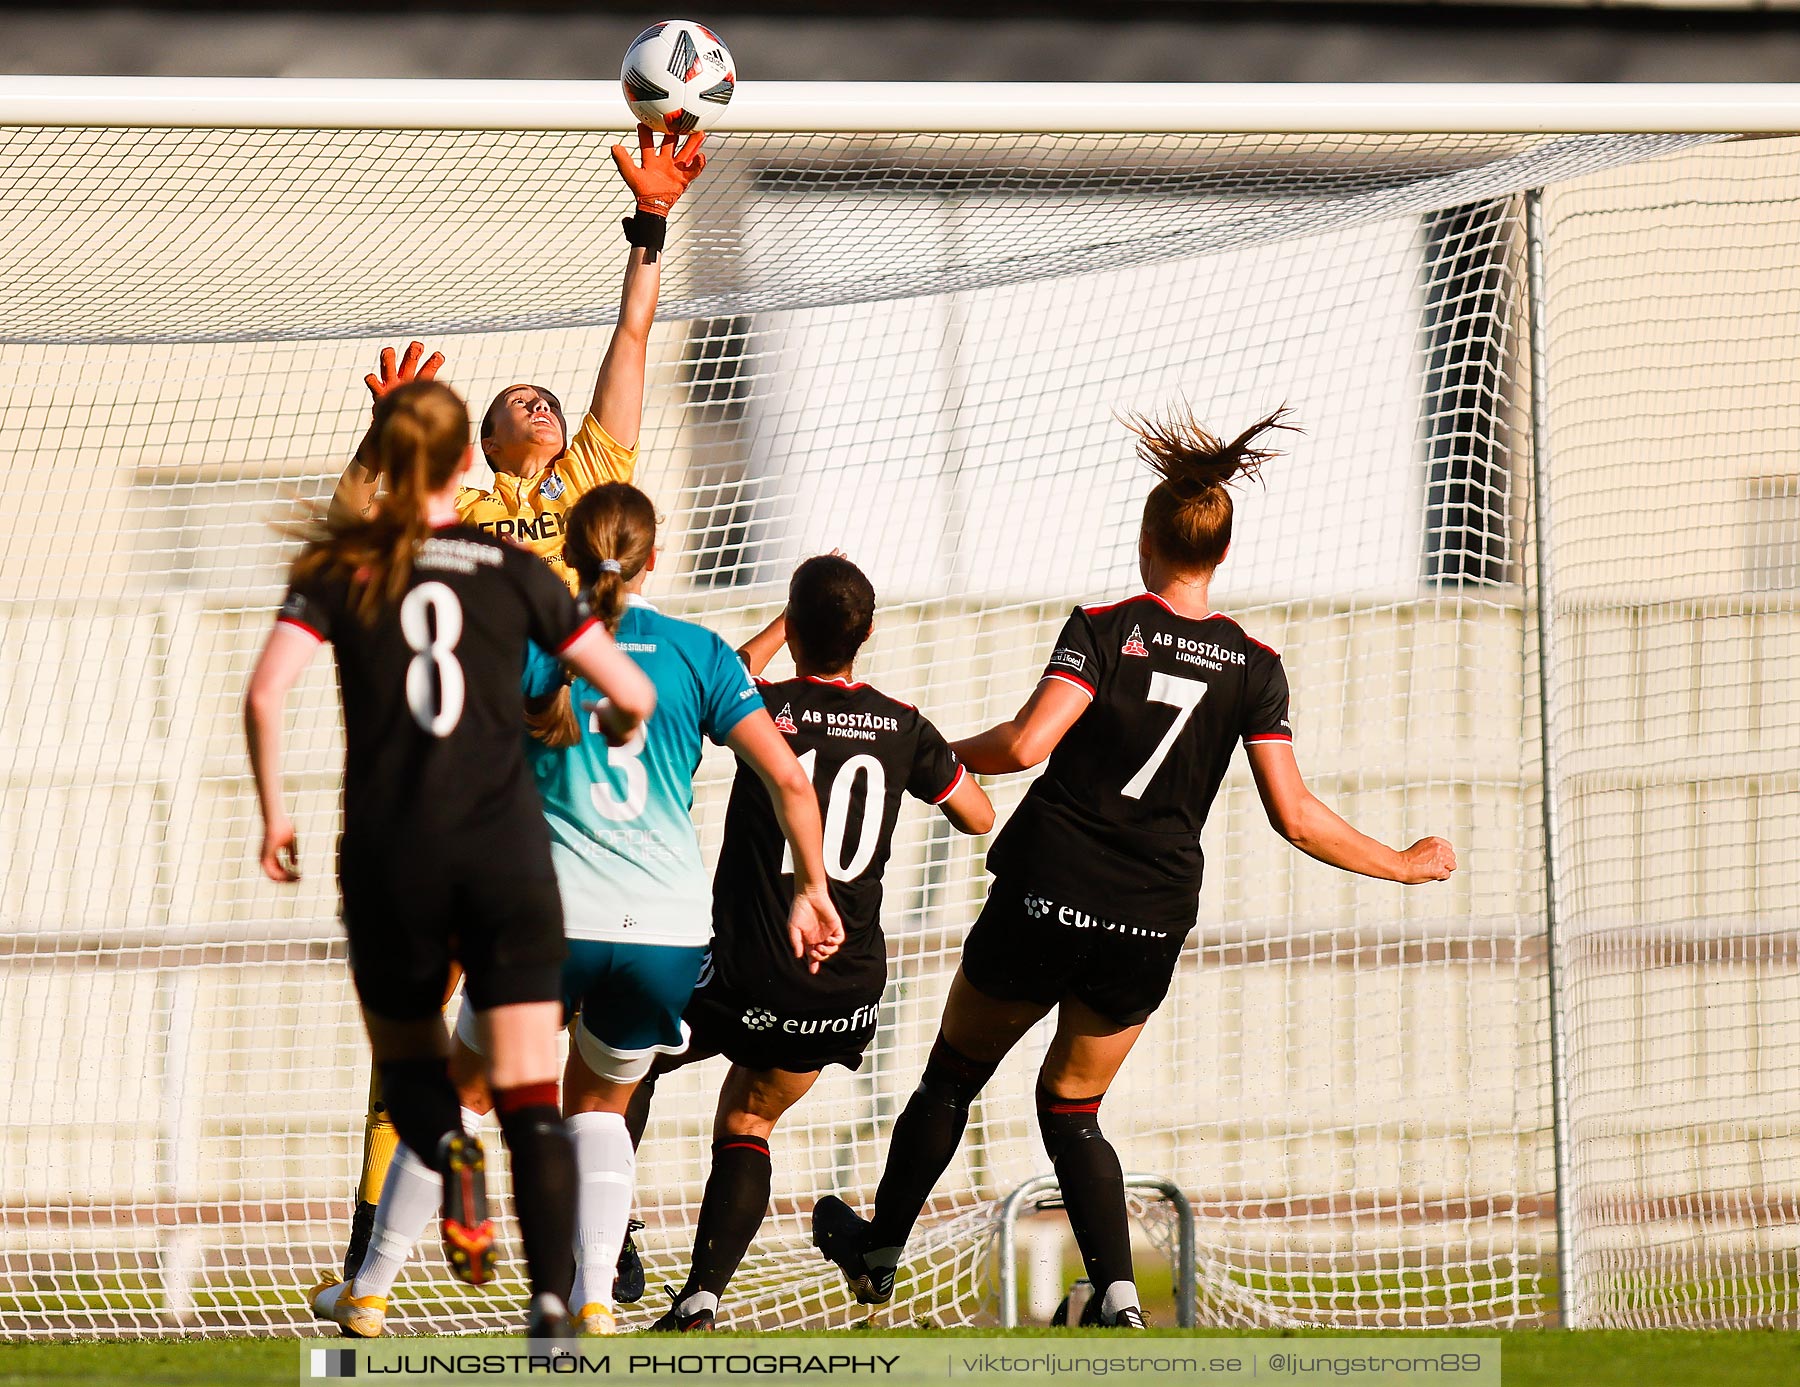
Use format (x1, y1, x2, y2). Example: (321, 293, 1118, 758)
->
(1, 77, 1799, 133)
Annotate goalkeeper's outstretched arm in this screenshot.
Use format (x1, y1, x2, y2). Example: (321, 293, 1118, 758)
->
(591, 126, 707, 450)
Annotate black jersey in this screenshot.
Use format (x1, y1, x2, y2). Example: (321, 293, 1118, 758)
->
(986, 593, 1291, 926)
(277, 525, 594, 861)
(709, 675, 965, 1010)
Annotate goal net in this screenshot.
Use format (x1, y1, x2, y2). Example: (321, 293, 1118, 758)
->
(0, 81, 1794, 1337)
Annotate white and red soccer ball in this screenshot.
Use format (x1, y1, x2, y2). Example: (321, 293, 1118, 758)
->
(620, 20, 735, 135)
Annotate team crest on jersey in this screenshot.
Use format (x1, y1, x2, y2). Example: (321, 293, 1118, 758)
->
(1121, 625, 1150, 657)
(538, 470, 565, 500)
(774, 703, 799, 734)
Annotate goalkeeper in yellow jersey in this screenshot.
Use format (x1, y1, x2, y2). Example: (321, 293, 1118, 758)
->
(324, 124, 705, 1298)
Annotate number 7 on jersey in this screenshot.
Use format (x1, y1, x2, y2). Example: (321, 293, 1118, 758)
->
(1121, 671, 1208, 799)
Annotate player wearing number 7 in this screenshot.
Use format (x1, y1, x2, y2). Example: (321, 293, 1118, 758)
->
(812, 407, 1458, 1328)
(246, 381, 656, 1339)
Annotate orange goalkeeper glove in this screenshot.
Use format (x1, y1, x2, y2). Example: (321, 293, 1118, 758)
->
(611, 123, 708, 215)
(364, 340, 444, 409)
(614, 125, 706, 261)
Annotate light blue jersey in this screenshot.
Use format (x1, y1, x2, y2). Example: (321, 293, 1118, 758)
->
(523, 595, 762, 946)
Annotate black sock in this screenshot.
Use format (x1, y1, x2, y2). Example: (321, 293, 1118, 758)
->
(493, 1083, 576, 1304)
(374, 1058, 461, 1164)
(681, 1135, 772, 1301)
(1037, 1084, 1134, 1293)
(624, 1069, 658, 1151)
(868, 1036, 998, 1250)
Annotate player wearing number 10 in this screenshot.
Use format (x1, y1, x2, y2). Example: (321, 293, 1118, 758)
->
(629, 554, 994, 1332)
(813, 407, 1459, 1328)
(244, 381, 656, 1338)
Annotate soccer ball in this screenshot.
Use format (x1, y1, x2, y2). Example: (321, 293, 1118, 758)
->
(620, 20, 735, 136)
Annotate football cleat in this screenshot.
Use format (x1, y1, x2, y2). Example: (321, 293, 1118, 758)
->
(1075, 1288, 1146, 1328)
(436, 1132, 495, 1287)
(342, 1199, 378, 1281)
(576, 1301, 619, 1337)
(811, 1195, 894, 1306)
(647, 1287, 716, 1332)
(309, 1278, 387, 1339)
(614, 1218, 646, 1304)
(526, 1292, 575, 1341)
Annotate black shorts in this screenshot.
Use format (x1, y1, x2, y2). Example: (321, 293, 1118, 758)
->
(958, 879, 1191, 1028)
(340, 846, 566, 1021)
(676, 967, 882, 1075)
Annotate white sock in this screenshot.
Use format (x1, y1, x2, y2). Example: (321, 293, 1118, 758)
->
(352, 1143, 439, 1299)
(351, 1109, 484, 1299)
(566, 1111, 635, 1313)
(678, 1290, 720, 1318)
(1100, 1280, 1141, 1321)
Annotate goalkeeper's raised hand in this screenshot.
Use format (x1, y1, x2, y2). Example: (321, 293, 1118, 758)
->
(611, 124, 707, 215)
(364, 340, 445, 408)
(331, 341, 446, 523)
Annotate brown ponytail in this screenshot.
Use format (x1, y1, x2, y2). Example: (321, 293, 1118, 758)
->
(524, 482, 658, 749)
(292, 381, 470, 625)
(1128, 404, 1299, 574)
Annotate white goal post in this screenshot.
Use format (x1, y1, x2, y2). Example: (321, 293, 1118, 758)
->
(0, 80, 1797, 1339)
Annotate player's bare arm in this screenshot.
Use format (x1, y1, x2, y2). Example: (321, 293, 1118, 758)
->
(736, 611, 788, 676)
(936, 772, 995, 836)
(725, 709, 844, 971)
(243, 620, 323, 882)
(329, 341, 445, 523)
(563, 624, 658, 739)
(1245, 740, 1456, 883)
(593, 126, 708, 449)
(951, 677, 1092, 774)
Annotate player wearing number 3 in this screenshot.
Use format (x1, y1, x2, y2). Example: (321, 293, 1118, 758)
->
(813, 408, 1458, 1328)
(245, 381, 656, 1338)
(508, 483, 843, 1336)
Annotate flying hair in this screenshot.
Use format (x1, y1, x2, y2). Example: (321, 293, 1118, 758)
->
(525, 483, 657, 749)
(1126, 404, 1301, 574)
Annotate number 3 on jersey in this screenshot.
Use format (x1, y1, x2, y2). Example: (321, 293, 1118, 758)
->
(782, 748, 885, 881)
(400, 582, 466, 737)
(1121, 671, 1208, 799)
(587, 708, 649, 822)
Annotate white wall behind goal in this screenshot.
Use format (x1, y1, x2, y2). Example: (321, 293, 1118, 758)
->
(747, 197, 1424, 603)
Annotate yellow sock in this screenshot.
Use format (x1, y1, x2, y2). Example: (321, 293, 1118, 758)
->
(357, 1069, 400, 1207)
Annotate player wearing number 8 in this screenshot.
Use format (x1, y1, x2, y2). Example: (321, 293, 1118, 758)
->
(244, 381, 656, 1339)
(812, 407, 1458, 1328)
(295, 483, 840, 1339)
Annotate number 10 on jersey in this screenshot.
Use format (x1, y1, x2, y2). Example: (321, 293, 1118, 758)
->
(782, 748, 885, 882)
